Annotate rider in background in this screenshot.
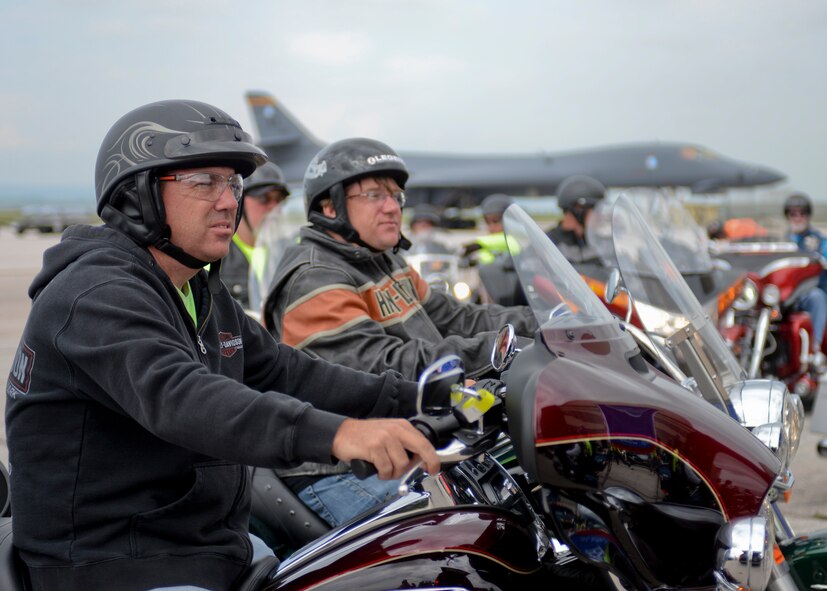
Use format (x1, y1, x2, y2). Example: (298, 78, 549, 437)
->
(221, 161, 290, 309)
(784, 192, 827, 367)
(546, 175, 606, 264)
(462, 193, 513, 265)
(408, 203, 451, 254)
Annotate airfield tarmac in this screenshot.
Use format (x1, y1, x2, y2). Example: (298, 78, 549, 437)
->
(0, 227, 824, 535)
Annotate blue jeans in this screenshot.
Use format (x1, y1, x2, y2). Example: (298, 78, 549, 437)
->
(145, 533, 274, 591)
(797, 287, 827, 348)
(297, 473, 400, 527)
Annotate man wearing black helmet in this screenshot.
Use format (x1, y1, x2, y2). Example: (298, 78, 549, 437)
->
(221, 160, 291, 309)
(263, 138, 536, 527)
(5, 102, 439, 591)
(546, 175, 607, 264)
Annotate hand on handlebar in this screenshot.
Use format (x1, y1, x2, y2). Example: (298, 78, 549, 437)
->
(331, 418, 440, 480)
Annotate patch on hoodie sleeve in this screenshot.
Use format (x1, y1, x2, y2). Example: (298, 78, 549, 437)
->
(8, 342, 35, 399)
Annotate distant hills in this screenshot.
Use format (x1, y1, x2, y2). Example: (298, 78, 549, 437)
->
(0, 183, 94, 210)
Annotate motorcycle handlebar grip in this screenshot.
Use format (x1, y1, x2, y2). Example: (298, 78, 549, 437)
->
(351, 459, 377, 480)
(350, 420, 435, 480)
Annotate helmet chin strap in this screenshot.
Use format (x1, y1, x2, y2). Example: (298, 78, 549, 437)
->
(394, 233, 412, 253)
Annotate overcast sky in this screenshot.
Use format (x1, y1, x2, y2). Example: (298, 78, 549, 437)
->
(2, 0, 825, 200)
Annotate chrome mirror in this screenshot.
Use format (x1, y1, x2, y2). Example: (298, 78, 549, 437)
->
(605, 268, 622, 304)
(491, 324, 517, 372)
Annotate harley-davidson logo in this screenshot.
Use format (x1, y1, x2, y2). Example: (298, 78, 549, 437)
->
(219, 332, 243, 358)
(8, 343, 35, 398)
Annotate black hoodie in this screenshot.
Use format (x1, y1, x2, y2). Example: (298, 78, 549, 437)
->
(5, 224, 416, 591)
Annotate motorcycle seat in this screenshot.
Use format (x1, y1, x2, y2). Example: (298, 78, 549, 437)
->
(0, 517, 30, 591)
(248, 468, 330, 550)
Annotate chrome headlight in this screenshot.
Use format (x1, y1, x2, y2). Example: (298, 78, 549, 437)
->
(714, 500, 773, 591)
(727, 379, 804, 472)
(761, 284, 780, 307)
(732, 279, 759, 311)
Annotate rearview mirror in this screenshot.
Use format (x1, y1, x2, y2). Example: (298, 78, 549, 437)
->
(605, 268, 622, 304)
(605, 268, 634, 323)
(491, 324, 517, 372)
(417, 355, 465, 415)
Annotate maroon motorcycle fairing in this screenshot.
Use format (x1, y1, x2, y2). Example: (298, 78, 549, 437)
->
(529, 322, 779, 518)
(504, 322, 781, 588)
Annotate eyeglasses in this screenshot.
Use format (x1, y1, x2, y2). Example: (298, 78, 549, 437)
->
(246, 189, 288, 206)
(347, 190, 406, 208)
(158, 172, 244, 202)
(484, 215, 503, 226)
(787, 209, 809, 219)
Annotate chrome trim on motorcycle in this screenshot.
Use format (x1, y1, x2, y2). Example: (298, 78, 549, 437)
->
(623, 322, 687, 382)
(728, 379, 804, 470)
(667, 322, 733, 414)
(714, 505, 773, 591)
(799, 327, 810, 369)
(747, 308, 772, 379)
(759, 256, 814, 279)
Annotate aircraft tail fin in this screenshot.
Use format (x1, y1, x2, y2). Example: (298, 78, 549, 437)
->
(245, 92, 324, 150)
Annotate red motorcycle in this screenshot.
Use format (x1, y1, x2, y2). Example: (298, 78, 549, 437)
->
(0, 204, 804, 590)
(713, 239, 825, 407)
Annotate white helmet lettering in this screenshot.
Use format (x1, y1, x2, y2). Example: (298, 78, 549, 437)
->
(306, 159, 328, 179)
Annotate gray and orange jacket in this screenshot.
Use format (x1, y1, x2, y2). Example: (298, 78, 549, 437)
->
(264, 226, 537, 381)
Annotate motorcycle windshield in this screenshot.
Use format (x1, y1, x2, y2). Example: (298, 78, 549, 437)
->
(503, 205, 616, 339)
(609, 195, 745, 386)
(589, 188, 714, 274)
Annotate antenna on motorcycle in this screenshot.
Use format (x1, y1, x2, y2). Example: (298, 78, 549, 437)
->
(491, 324, 518, 372)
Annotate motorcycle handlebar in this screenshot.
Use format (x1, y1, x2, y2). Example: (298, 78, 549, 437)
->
(351, 414, 461, 480)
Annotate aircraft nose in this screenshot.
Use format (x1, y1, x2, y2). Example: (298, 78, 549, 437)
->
(741, 165, 786, 187)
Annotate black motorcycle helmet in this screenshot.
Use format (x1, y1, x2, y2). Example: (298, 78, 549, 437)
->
(410, 203, 441, 229)
(244, 161, 290, 198)
(783, 192, 812, 218)
(480, 194, 513, 219)
(96, 99, 267, 274)
(556, 175, 606, 225)
(303, 138, 410, 250)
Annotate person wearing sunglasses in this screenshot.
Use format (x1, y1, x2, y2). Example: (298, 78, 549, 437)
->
(784, 192, 827, 363)
(783, 192, 827, 450)
(262, 138, 536, 528)
(5, 101, 440, 591)
(220, 160, 291, 309)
